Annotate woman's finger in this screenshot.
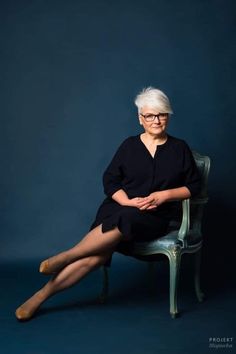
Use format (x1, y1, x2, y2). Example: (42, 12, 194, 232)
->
(146, 204, 158, 210)
(136, 199, 150, 207)
(139, 202, 154, 210)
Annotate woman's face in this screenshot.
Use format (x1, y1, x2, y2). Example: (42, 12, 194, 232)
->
(139, 106, 169, 137)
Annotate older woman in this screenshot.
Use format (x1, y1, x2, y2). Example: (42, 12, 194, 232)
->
(15, 87, 200, 321)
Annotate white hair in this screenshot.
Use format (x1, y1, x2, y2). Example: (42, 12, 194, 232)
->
(134, 87, 173, 114)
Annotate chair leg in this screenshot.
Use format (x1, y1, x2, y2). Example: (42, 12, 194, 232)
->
(169, 246, 181, 318)
(99, 266, 109, 304)
(194, 249, 205, 302)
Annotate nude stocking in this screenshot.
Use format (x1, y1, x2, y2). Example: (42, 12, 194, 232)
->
(39, 225, 122, 274)
(15, 252, 112, 321)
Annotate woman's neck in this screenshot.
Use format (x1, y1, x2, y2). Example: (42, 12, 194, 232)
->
(141, 132, 168, 145)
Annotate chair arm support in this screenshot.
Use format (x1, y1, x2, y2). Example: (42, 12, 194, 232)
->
(177, 199, 190, 243)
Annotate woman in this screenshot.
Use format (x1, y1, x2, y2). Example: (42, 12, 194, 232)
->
(15, 87, 200, 321)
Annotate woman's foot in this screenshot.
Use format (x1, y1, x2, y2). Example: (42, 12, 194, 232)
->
(15, 291, 45, 321)
(39, 253, 69, 275)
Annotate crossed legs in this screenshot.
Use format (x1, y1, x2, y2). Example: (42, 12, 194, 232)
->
(39, 225, 122, 274)
(15, 225, 123, 321)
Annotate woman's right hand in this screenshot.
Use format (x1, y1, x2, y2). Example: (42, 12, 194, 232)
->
(125, 197, 157, 210)
(112, 190, 156, 210)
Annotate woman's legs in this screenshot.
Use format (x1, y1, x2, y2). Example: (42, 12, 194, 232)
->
(15, 251, 112, 321)
(40, 225, 122, 274)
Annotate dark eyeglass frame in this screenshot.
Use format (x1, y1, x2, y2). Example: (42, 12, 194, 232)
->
(140, 113, 169, 122)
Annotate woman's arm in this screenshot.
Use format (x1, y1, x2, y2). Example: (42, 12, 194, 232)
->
(103, 139, 128, 198)
(160, 186, 191, 202)
(112, 186, 190, 210)
(112, 189, 130, 205)
(139, 187, 191, 210)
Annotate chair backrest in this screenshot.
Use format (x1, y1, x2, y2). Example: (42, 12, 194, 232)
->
(192, 151, 211, 202)
(190, 151, 211, 236)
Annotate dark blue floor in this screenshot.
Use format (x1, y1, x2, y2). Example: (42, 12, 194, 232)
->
(0, 254, 235, 354)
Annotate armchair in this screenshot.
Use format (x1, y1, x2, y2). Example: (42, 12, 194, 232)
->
(100, 151, 211, 318)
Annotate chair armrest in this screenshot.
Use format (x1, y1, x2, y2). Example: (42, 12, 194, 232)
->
(177, 199, 190, 243)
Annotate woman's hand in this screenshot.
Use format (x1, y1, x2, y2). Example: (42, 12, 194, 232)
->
(113, 187, 191, 210)
(112, 190, 156, 209)
(136, 187, 191, 210)
(126, 194, 167, 210)
(137, 191, 169, 210)
(125, 197, 156, 209)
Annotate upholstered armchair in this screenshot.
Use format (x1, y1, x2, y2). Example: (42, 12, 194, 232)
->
(100, 151, 211, 318)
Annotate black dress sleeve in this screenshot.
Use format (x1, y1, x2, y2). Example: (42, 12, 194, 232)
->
(102, 139, 128, 198)
(182, 142, 201, 198)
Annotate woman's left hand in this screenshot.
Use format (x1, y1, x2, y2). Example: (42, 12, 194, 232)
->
(138, 191, 168, 210)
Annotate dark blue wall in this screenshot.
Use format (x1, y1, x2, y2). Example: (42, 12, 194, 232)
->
(1, 0, 235, 263)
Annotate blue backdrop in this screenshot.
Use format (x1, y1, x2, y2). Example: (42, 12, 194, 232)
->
(1, 0, 235, 265)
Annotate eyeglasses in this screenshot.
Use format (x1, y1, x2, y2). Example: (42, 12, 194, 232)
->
(140, 113, 168, 122)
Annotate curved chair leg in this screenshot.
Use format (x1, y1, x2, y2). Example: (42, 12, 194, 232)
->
(194, 249, 205, 302)
(99, 266, 109, 304)
(169, 246, 182, 318)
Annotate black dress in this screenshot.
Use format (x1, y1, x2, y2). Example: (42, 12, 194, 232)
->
(90, 134, 201, 265)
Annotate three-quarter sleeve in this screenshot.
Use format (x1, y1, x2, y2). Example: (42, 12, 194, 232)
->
(182, 143, 201, 198)
(103, 140, 127, 198)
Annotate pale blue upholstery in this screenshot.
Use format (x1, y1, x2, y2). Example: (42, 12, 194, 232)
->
(100, 151, 211, 318)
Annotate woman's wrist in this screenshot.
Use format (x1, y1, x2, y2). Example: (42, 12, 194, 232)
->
(158, 187, 190, 202)
(112, 189, 130, 206)
(161, 190, 171, 202)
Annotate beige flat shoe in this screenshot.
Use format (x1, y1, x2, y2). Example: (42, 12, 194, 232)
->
(39, 260, 52, 274)
(39, 256, 67, 275)
(15, 306, 35, 321)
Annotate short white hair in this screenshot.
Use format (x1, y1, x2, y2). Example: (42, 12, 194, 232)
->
(134, 87, 173, 114)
